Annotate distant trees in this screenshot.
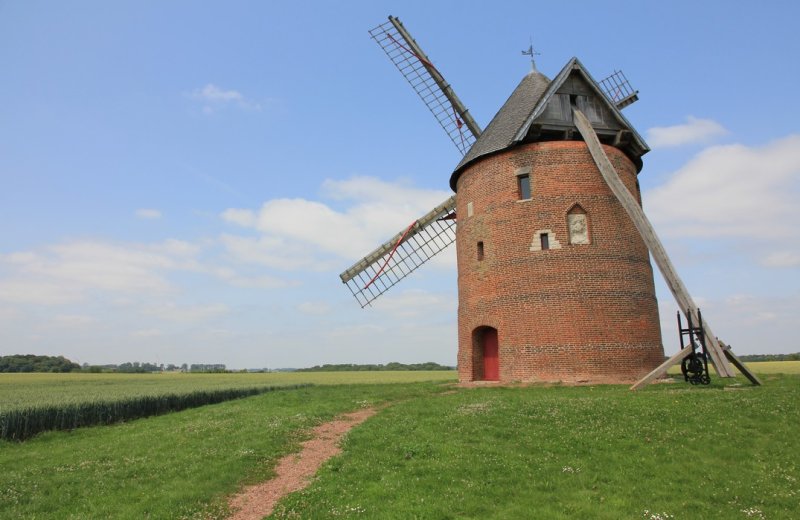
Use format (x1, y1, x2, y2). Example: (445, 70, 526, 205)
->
(739, 353, 800, 362)
(0, 355, 80, 373)
(189, 364, 226, 373)
(117, 362, 164, 373)
(0, 356, 457, 374)
(296, 362, 455, 372)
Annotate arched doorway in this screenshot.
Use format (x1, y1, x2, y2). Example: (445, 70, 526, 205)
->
(473, 326, 499, 381)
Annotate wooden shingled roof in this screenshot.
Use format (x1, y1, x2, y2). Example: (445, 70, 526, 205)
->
(450, 57, 650, 191)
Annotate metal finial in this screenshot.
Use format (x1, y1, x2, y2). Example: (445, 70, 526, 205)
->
(521, 37, 541, 72)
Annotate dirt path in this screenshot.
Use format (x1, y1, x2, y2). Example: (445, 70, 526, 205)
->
(227, 408, 377, 520)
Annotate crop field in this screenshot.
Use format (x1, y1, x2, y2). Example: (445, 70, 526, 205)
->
(0, 371, 457, 410)
(0, 371, 798, 519)
(729, 360, 800, 374)
(0, 371, 457, 441)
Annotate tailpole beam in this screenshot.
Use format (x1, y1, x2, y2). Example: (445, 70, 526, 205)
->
(572, 108, 760, 388)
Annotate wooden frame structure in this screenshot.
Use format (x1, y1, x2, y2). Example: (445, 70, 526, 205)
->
(572, 108, 761, 390)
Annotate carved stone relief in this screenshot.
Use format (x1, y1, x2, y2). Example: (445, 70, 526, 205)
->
(568, 213, 589, 244)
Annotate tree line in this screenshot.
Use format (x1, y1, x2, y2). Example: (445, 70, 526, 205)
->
(0, 355, 80, 373)
(0, 356, 229, 374)
(296, 362, 455, 372)
(738, 353, 800, 362)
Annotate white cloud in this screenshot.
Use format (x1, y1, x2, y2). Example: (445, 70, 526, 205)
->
(194, 84, 244, 102)
(213, 265, 296, 289)
(132, 328, 163, 338)
(0, 280, 83, 305)
(135, 208, 162, 220)
(20, 242, 177, 293)
(219, 234, 328, 271)
(221, 176, 454, 271)
(646, 116, 728, 148)
(0, 237, 290, 306)
(658, 291, 799, 355)
(189, 84, 262, 113)
(142, 302, 229, 323)
(371, 288, 457, 319)
(327, 323, 387, 339)
(761, 251, 800, 268)
(297, 301, 332, 315)
(644, 135, 800, 247)
(220, 208, 256, 227)
(53, 314, 96, 327)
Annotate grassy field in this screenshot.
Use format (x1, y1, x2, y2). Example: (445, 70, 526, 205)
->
(730, 360, 800, 374)
(666, 360, 800, 376)
(0, 371, 457, 441)
(0, 372, 798, 519)
(0, 371, 457, 410)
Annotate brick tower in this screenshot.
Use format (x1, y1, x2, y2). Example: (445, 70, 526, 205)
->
(451, 58, 664, 383)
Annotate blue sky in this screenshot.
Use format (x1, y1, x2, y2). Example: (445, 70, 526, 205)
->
(1, 1, 798, 368)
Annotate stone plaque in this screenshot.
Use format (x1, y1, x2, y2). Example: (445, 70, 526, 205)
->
(568, 213, 589, 244)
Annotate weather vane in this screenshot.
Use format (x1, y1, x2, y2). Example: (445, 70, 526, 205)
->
(521, 37, 541, 71)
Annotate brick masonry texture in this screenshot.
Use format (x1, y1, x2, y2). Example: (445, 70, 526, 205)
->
(455, 141, 664, 383)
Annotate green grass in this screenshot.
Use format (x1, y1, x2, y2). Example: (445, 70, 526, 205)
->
(0, 382, 447, 519)
(667, 360, 800, 376)
(0, 371, 457, 410)
(0, 371, 456, 441)
(1, 374, 798, 519)
(272, 375, 799, 519)
(0, 384, 310, 441)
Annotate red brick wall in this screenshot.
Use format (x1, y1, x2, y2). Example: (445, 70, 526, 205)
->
(455, 141, 664, 383)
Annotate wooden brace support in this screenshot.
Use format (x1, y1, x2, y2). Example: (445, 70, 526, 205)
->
(572, 108, 761, 388)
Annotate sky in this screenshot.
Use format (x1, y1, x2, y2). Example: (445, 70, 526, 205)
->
(1, 1, 798, 369)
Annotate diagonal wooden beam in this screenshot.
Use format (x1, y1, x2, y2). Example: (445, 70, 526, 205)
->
(721, 344, 763, 386)
(572, 108, 738, 381)
(630, 347, 692, 391)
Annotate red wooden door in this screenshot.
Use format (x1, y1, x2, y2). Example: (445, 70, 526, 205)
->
(483, 328, 499, 381)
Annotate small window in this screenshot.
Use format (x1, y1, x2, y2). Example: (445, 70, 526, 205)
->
(518, 174, 531, 200)
(477, 241, 484, 261)
(540, 233, 550, 250)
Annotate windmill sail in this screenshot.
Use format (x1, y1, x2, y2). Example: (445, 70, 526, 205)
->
(340, 16, 483, 307)
(339, 195, 457, 308)
(598, 70, 639, 110)
(369, 16, 482, 154)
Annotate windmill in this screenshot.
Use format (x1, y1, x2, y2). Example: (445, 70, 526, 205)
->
(339, 16, 760, 389)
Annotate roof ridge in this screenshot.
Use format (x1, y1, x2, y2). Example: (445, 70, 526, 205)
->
(449, 57, 650, 192)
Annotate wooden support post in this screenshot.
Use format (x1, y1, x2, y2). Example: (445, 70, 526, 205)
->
(630, 348, 692, 391)
(572, 108, 742, 385)
(722, 345, 763, 386)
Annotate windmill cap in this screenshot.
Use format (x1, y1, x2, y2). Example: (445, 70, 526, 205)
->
(449, 57, 649, 192)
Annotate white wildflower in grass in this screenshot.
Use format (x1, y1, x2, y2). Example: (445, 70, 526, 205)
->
(456, 401, 495, 415)
(642, 510, 674, 520)
(741, 507, 766, 519)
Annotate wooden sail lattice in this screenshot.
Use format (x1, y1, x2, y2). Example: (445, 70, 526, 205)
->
(339, 16, 482, 308)
(368, 16, 481, 155)
(339, 196, 457, 308)
(598, 70, 639, 110)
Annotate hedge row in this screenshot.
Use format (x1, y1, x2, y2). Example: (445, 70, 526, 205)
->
(0, 383, 312, 441)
